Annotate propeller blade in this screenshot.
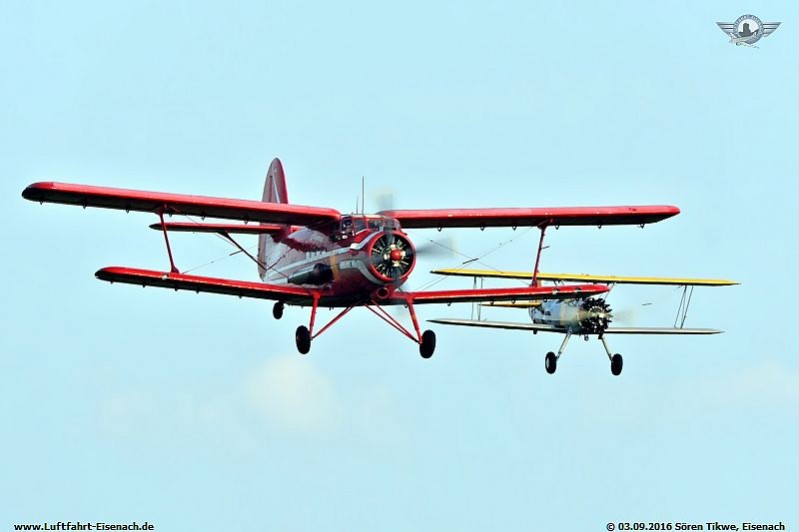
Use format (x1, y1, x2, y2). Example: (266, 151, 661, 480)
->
(373, 188, 396, 213)
(610, 307, 640, 325)
(413, 236, 460, 259)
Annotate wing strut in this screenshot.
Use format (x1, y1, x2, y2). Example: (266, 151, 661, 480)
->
(157, 208, 180, 273)
(470, 275, 485, 321)
(674, 285, 695, 328)
(531, 221, 551, 286)
(219, 231, 269, 273)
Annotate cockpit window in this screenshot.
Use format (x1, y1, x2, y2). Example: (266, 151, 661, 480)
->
(365, 217, 399, 230)
(331, 216, 358, 241)
(330, 216, 398, 239)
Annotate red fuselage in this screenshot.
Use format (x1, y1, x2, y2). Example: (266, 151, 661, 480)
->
(261, 214, 416, 305)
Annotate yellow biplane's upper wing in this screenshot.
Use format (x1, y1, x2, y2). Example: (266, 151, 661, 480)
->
(431, 269, 738, 287)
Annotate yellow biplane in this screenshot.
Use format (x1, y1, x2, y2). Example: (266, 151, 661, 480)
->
(429, 268, 737, 376)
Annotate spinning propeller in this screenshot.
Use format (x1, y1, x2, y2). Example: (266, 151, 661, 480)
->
(373, 188, 459, 260)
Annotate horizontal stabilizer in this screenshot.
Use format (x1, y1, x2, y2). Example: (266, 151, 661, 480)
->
(149, 222, 285, 235)
(432, 269, 738, 287)
(428, 318, 723, 335)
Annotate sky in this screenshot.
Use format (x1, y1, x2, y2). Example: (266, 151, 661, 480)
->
(1, 0, 797, 530)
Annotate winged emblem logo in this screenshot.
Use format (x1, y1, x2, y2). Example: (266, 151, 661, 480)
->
(717, 14, 780, 48)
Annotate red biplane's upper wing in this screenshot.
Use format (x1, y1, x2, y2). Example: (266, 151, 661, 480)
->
(22, 182, 341, 227)
(383, 283, 609, 305)
(377, 205, 680, 229)
(95, 267, 317, 305)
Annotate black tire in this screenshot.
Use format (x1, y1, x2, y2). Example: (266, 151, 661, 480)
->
(545, 352, 557, 374)
(419, 330, 436, 359)
(611, 353, 623, 376)
(295, 325, 311, 355)
(273, 302, 285, 320)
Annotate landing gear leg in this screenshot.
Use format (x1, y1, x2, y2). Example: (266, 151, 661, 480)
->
(407, 297, 436, 358)
(364, 300, 436, 358)
(600, 335, 623, 376)
(545, 332, 571, 374)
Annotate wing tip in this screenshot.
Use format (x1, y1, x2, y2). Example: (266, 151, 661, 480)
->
(21, 181, 56, 201)
(95, 267, 114, 282)
(95, 266, 159, 281)
(95, 266, 125, 281)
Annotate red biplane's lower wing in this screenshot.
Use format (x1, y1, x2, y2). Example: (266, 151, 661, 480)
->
(96, 268, 608, 308)
(95, 267, 315, 305)
(384, 284, 609, 305)
(22, 182, 341, 227)
(377, 205, 680, 229)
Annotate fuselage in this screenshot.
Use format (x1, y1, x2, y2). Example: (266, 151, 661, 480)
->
(530, 298, 612, 335)
(261, 214, 416, 304)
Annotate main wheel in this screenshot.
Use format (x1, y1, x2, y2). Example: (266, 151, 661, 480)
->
(295, 325, 311, 354)
(273, 302, 285, 320)
(545, 352, 557, 374)
(611, 353, 623, 376)
(419, 330, 436, 359)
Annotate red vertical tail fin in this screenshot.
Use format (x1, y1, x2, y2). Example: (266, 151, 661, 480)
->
(258, 158, 289, 279)
(261, 158, 289, 205)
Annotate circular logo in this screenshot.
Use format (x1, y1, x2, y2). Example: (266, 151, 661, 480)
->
(734, 14, 764, 44)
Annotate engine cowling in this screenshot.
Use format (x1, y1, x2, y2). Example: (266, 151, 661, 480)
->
(578, 297, 613, 334)
(368, 231, 415, 284)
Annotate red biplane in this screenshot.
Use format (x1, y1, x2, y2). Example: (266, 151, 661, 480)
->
(21, 158, 680, 358)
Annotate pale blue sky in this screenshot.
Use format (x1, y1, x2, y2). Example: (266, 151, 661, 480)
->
(1, 1, 797, 530)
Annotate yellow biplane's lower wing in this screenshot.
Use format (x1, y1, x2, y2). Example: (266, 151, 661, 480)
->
(431, 269, 738, 287)
(428, 318, 723, 335)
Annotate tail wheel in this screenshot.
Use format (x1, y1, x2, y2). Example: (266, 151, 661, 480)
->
(295, 325, 311, 355)
(611, 353, 623, 376)
(545, 352, 557, 374)
(273, 302, 284, 320)
(419, 330, 436, 358)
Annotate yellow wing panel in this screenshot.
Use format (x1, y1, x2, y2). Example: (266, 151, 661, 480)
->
(431, 268, 738, 287)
